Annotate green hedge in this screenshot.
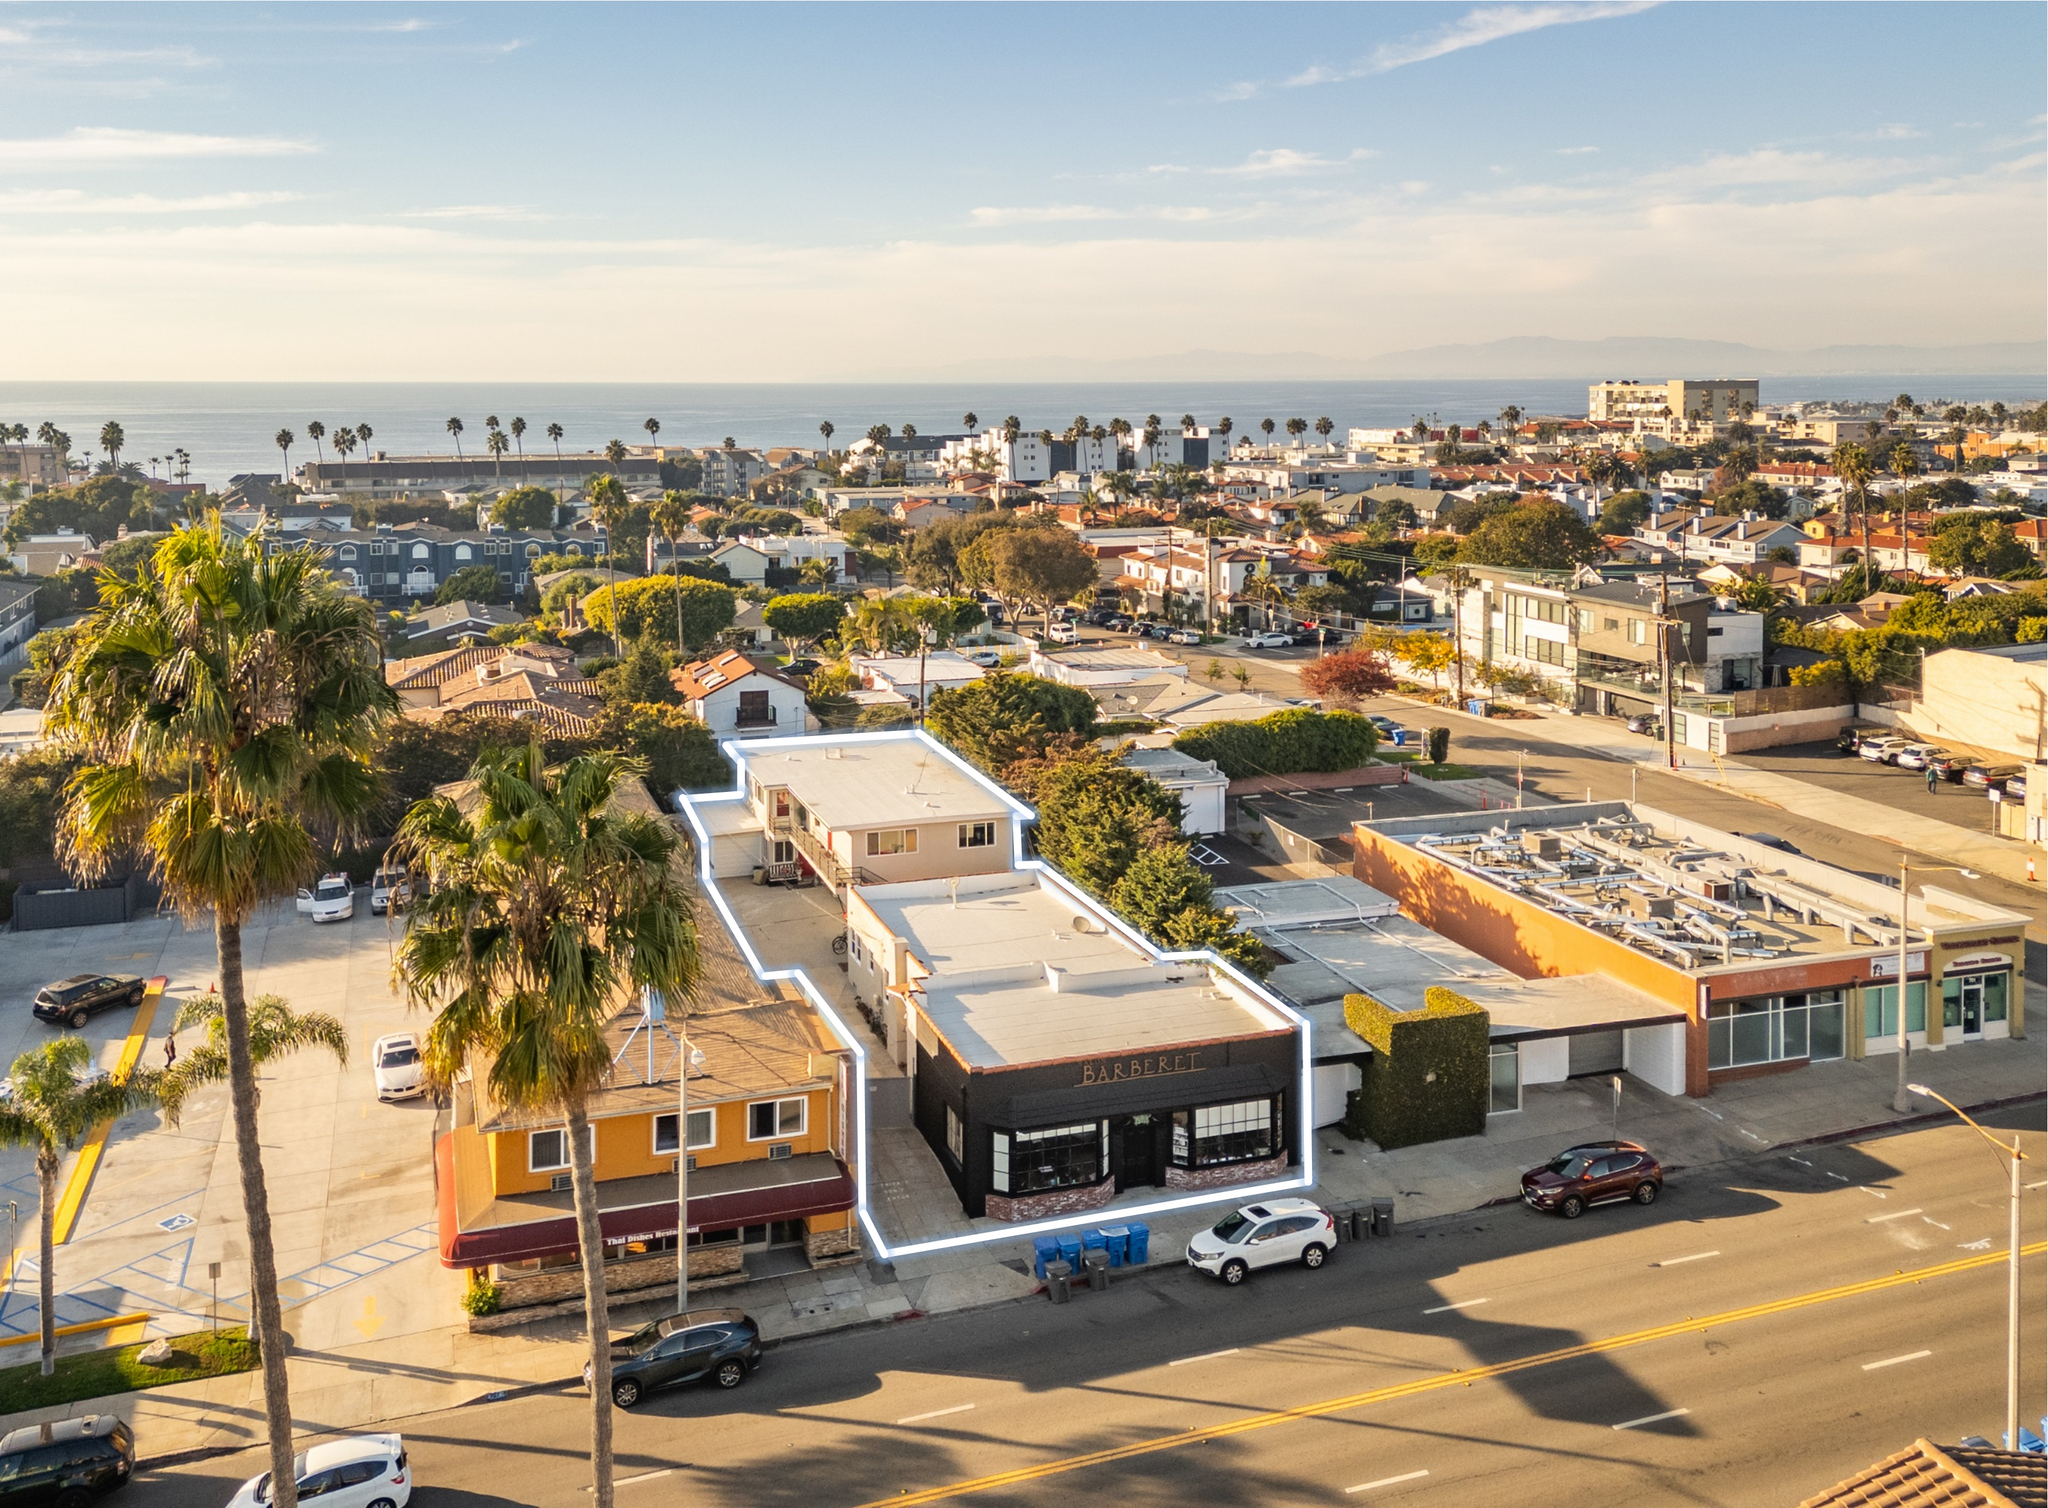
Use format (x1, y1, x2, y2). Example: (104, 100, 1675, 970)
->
(1171, 708, 1378, 780)
(1343, 985, 1490, 1151)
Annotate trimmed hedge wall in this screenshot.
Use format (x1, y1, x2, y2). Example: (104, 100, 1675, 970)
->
(1171, 708, 1378, 780)
(1343, 985, 1490, 1151)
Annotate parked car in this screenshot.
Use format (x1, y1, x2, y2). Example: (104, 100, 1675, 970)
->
(1083, 608, 1117, 627)
(781, 657, 821, 680)
(590, 1308, 762, 1407)
(2007, 773, 2029, 800)
(296, 873, 356, 923)
(1745, 832, 1800, 854)
(1520, 1141, 1663, 1219)
(1963, 763, 2025, 792)
(1241, 632, 1292, 650)
(227, 1433, 409, 1508)
(372, 1032, 425, 1101)
(1891, 743, 1947, 771)
(0, 1415, 134, 1503)
(1836, 724, 1887, 754)
(1044, 622, 1079, 644)
(1857, 736, 1913, 764)
(1165, 628, 1202, 645)
(963, 648, 1005, 668)
(32, 974, 146, 1029)
(369, 865, 411, 917)
(1366, 715, 1410, 748)
(1286, 628, 1324, 646)
(1185, 1198, 1335, 1285)
(1926, 751, 1982, 782)
(1106, 616, 1133, 632)
(1624, 714, 1662, 737)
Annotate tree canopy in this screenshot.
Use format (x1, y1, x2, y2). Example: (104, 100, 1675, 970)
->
(2, 477, 158, 550)
(490, 486, 559, 530)
(584, 574, 737, 650)
(1173, 707, 1379, 778)
(1457, 498, 1601, 569)
(435, 563, 506, 605)
(761, 592, 846, 651)
(1298, 651, 1398, 706)
(924, 670, 1097, 774)
(1030, 752, 1182, 896)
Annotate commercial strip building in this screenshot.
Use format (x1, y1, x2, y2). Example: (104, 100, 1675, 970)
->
(299, 452, 661, 498)
(1350, 802, 2029, 1098)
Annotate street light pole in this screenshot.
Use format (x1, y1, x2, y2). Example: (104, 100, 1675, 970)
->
(1908, 1082, 2026, 1449)
(1894, 857, 1913, 1114)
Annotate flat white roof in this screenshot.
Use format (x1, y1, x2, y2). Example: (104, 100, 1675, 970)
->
(739, 737, 1017, 831)
(857, 870, 1291, 1069)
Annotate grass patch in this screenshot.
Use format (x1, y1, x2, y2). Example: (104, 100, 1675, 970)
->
(0, 1327, 258, 1413)
(1381, 750, 1482, 781)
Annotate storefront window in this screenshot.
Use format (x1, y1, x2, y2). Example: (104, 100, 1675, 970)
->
(993, 1122, 1104, 1193)
(1941, 971, 2010, 1032)
(1488, 1045, 1521, 1113)
(1862, 982, 1927, 1041)
(1708, 992, 1842, 1069)
(1190, 1099, 1275, 1167)
(1985, 972, 2009, 1022)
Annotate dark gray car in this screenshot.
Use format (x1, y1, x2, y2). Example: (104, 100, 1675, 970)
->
(32, 975, 145, 1030)
(587, 1308, 761, 1407)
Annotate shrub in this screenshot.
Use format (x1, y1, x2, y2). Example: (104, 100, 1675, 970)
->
(1425, 726, 1450, 766)
(461, 1272, 503, 1317)
(1172, 708, 1378, 780)
(1343, 986, 1490, 1150)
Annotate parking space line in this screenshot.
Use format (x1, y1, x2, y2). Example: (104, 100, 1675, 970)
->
(1861, 1350, 1932, 1371)
(1169, 1348, 1241, 1366)
(1653, 1252, 1719, 1268)
(898, 1404, 976, 1425)
(1345, 1469, 1429, 1493)
(1421, 1299, 1487, 1315)
(1865, 1209, 1923, 1224)
(1612, 1408, 1689, 1431)
(50, 976, 168, 1245)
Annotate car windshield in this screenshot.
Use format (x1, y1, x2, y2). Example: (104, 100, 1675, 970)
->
(1210, 1211, 1254, 1243)
(379, 1044, 419, 1068)
(623, 1320, 669, 1355)
(255, 1455, 312, 1503)
(373, 869, 405, 887)
(1545, 1153, 1593, 1178)
(315, 880, 349, 900)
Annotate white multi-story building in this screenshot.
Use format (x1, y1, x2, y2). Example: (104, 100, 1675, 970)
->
(1588, 379, 1760, 437)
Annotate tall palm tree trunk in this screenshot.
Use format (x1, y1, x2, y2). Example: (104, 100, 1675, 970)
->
(1859, 488, 1872, 595)
(670, 531, 683, 650)
(218, 915, 300, 1508)
(36, 1148, 57, 1377)
(566, 1101, 615, 1508)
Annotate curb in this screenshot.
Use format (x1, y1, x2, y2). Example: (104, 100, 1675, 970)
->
(1767, 1089, 2046, 1153)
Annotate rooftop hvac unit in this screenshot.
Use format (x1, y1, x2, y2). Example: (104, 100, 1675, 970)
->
(1628, 893, 1675, 920)
(1521, 833, 1562, 860)
(1695, 879, 1734, 902)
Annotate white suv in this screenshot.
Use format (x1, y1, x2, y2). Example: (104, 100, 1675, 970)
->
(228, 1433, 409, 1507)
(296, 873, 355, 924)
(1186, 1198, 1336, 1285)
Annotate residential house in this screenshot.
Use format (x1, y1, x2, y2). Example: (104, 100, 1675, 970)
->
(749, 464, 834, 506)
(847, 652, 984, 709)
(1117, 746, 1228, 835)
(671, 651, 811, 742)
(218, 500, 358, 538)
(300, 451, 658, 498)
(327, 522, 608, 604)
(1588, 379, 1759, 437)
(385, 642, 604, 736)
(710, 534, 857, 588)
(0, 444, 67, 489)
(404, 600, 525, 642)
(0, 578, 37, 677)
(7, 531, 95, 576)
(1029, 642, 1190, 689)
(1638, 515, 1805, 567)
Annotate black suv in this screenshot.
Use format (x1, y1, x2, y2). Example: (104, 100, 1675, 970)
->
(589, 1308, 761, 1407)
(32, 976, 146, 1030)
(0, 1415, 135, 1503)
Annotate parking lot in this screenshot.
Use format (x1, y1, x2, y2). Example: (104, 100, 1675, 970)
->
(1736, 738, 2021, 830)
(0, 893, 455, 1364)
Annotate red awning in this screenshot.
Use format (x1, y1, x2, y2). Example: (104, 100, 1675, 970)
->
(435, 1135, 855, 1268)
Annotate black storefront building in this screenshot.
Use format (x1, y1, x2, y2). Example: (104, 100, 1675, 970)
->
(908, 1005, 1303, 1223)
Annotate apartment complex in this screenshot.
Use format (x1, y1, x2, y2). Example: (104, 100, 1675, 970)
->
(323, 521, 609, 602)
(299, 452, 660, 497)
(1588, 379, 1761, 436)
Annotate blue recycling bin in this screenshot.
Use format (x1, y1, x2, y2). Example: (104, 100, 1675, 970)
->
(1099, 1225, 1130, 1268)
(1032, 1235, 1059, 1280)
(1056, 1235, 1082, 1269)
(1126, 1221, 1150, 1265)
(1080, 1230, 1107, 1261)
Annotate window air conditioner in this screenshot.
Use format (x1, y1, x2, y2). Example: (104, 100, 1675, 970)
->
(768, 1143, 793, 1161)
(550, 1174, 572, 1193)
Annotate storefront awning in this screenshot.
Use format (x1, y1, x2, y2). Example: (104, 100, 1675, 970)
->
(436, 1135, 855, 1267)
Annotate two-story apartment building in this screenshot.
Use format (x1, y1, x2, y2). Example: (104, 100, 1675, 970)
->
(709, 534, 857, 587)
(0, 579, 37, 678)
(671, 651, 812, 743)
(324, 522, 608, 603)
(300, 452, 659, 498)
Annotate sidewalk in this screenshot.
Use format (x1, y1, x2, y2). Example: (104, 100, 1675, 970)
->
(29, 993, 2042, 1466)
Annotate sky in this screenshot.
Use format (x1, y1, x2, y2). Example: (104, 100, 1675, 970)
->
(1, 1, 2043, 382)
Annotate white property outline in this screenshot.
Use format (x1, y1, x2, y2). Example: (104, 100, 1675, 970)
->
(675, 727, 1315, 1261)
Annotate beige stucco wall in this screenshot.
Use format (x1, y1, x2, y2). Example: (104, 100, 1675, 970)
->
(831, 819, 1014, 883)
(1910, 648, 2047, 762)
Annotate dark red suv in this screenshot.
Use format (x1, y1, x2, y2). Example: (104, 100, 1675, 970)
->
(1520, 1141, 1662, 1218)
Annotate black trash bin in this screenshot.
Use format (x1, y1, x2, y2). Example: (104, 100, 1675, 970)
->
(1082, 1248, 1110, 1292)
(1348, 1209, 1367, 1242)
(1046, 1260, 1073, 1303)
(1370, 1196, 1394, 1238)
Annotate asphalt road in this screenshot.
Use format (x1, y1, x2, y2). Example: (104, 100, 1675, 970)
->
(143, 1111, 2046, 1508)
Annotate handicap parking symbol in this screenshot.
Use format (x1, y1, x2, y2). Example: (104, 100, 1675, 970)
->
(157, 1214, 195, 1232)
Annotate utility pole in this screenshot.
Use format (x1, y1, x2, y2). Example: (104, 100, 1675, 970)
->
(1893, 860, 1913, 1114)
(1451, 565, 1467, 709)
(1659, 571, 1676, 770)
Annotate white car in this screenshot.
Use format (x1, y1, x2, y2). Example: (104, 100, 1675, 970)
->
(1186, 1198, 1336, 1285)
(296, 873, 356, 923)
(1165, 627, 1202, 645)
(369, 865, 411, 916)
(228, 1433, 410, 1508)
(1858, 736, 1913, 764)
(1044, 622, 1079, 644)
(1241, 632, 1292, 649)
(372, 1032, 425, 1101)
(1891, 743, 1946, 771)
(963, 648, 1005, 668)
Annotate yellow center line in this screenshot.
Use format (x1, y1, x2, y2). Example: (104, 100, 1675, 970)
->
(859, 1241, 2048, 1507)
(48, 977, 167, 1247)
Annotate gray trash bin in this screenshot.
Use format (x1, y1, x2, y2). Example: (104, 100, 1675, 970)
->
(1082, 1248, 1110, 1292)
(1370, 1196, 1394, 1238)
(1348, 1210, 1367, 1242)
(1046, 1260, 1073, 1303)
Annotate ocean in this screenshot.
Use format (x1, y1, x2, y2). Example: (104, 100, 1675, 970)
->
(1, 377, 2040, 489)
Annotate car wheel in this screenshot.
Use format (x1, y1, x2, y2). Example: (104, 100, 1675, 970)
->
(1558, 1194, 1586, 1219)
(1634, 1181, 1660, 1206)
(1301, 1243, 1327, 1270)
(714, 1358, 747, 1389)
(1220, 1259, 1248, 1286)
(611, 1377, 641, 1408)
(67, 1008, 89, 1030)
(368, 1499, 398, 1508)
(128, 987, 145, 1007)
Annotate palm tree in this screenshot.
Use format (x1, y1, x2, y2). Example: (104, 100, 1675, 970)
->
(548, 422, 565, 478)
(1180, 414, 1196, 433)
(1832, 441, 1875, 593)
(275, 429, 294, 472)
(1890, 438, 1921, 574)
(1260, 418, 1276, 443)
(155, 991, 348, 1128)
(99, 422, 124, 469)
(510, 417, 527, 477)
(446, 417, 466, 459)
(306, 420, 326, 465)
(587, 470, 630, 658)
(0, 1038, 160, 1377)
(1285, 418, 1308, 447)
(962, 412, 978, 431)
(650, 490, 694, 647)
(818, 420, 835, 454)
(49, 518, 393, 1508)
(389, 742, 699, 1508)
(355, 422, 373, 459)
(487, 427, 509, 478)
(901, 423, 917, 443)
(1498, 405, 1523, 439)
(1315, 416, 1335, 448)
(1216, 417, 1233, 449)
(643, 417, 661, 449)
(332, 425, 358, 477)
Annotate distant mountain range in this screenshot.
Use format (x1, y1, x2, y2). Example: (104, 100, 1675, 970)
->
(888, 337, 2044, 383)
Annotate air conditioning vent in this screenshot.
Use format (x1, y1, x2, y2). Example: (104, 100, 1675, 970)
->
(684, 1155, 698, 1172)
(768, 1143, 793, 1161)
(549, 1173, 572, 1193)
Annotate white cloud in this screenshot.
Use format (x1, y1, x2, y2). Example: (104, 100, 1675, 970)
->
(366, 18, 432, 32)
(969, 204, 1122, 226)
(398, 204, 551, 222)
(1213, 147, 1373, 178)
(1643, 147, 1918, 190)
(0, 127, 315, 167)
(1213, 81, 1260, 102)
(0, 189, 305, 214)
(1290, 2, 1659, 86)
(1556, 145, 1600, 155)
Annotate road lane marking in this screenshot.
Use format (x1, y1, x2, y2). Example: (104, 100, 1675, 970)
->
(853, 1240, 2047, 1508)
(898, 1404, 976, 1425)
(1169, 1349, 1240, 1366)
(1922, 1217, 1951, 1231)
(1613, 1408, 1690, 1431)
(1961, 1239, 1994, 1250)
(2027, 1180, 2046, 1191)
(1346, 1470, 1429, 1492)
(1422, 1299, 1487, 1315)
(50, 976, 167, 1245)
(1654, 1252, 1719, 1267)
(1858, 1187, 1887, 1199)
(1789, 1156, 1813, 1166)
(1866, 1209, 1923, 1224)
(1862, 1350, 1932, 1371)
(1826, 1172, 1849, 1182)
(585, 1472, 673, 1492)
